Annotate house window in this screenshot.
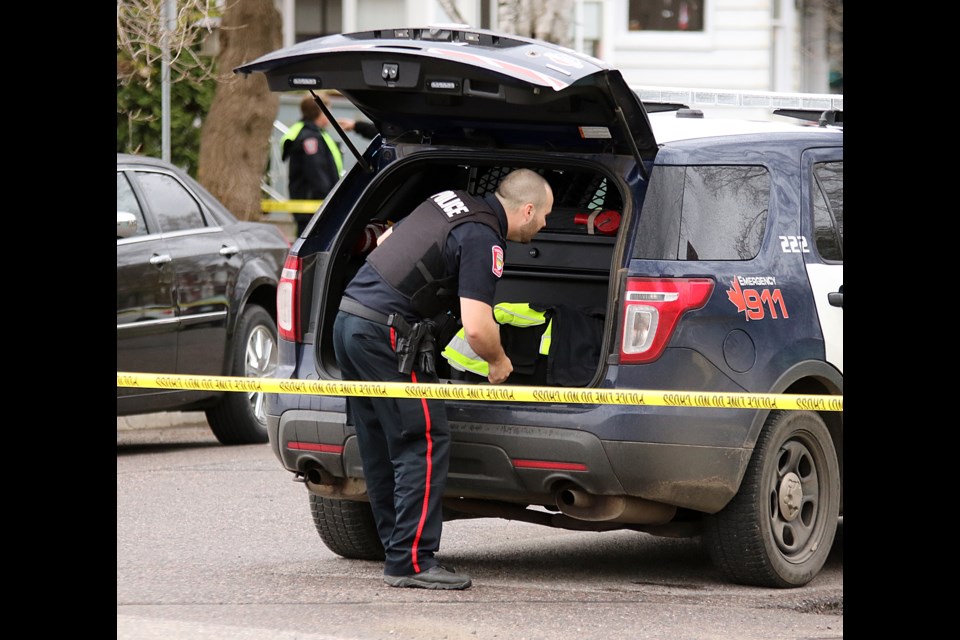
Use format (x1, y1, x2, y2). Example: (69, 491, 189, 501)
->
(629, 0, 704, 31)
(296, 0, 343, 43)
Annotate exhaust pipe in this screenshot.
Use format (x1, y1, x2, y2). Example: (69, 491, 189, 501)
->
(556, 485, 676, 525)
(303, 465, 368, 499)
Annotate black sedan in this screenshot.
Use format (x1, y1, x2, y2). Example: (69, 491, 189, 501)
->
(117, 153, 289, 444)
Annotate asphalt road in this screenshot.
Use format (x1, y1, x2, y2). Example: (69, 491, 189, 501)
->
(117, 422, 843, 640)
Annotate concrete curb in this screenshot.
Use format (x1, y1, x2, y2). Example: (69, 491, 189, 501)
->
(117, 411, 208, 432)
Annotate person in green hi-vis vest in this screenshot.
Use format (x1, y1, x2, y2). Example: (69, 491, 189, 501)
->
(280, 94, 344, 236)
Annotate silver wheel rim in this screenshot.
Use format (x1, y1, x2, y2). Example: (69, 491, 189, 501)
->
(244, 324, 278, 424)
(769, 436, 821, 561)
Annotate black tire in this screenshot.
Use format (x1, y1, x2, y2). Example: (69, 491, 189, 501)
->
(705, 410, 840, 588)
(310, 494, 385, 561)
(206, 305, 277, 445)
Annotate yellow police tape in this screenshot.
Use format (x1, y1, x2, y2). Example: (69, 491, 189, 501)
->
(261, 199, 323, 214)
(116, 372, 843, 412)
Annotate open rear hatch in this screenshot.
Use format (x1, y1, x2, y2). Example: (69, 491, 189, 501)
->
(236, 26, 657, 171)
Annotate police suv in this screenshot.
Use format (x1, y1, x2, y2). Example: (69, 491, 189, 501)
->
(238, 26, 843, 589)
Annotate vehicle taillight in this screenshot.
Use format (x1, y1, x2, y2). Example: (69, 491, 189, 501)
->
(277, 255, 301, 342)
(619, 277, 714, 364)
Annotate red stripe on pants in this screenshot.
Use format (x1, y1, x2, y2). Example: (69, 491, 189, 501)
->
(408, 370, 432, 574)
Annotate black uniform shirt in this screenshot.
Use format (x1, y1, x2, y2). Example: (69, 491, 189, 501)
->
(344, 194, 508, 323)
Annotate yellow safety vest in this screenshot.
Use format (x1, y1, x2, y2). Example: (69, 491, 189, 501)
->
(442, 303, 553, 377)
(281, 122, 344, 177)
(320, 130, 344, 176)
(279, 121, 304, 147)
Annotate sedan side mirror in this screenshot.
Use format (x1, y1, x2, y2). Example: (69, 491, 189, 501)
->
(117, 211, 138, 239)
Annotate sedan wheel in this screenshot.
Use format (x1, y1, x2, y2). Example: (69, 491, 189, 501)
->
(206, 305, 278, 445)
(243, 322, 278, 425)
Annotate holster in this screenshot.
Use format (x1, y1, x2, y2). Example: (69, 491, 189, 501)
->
(390, 315, 437, 376)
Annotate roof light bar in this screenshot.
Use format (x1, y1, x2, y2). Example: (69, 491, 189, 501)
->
(631, 86, 843, 112)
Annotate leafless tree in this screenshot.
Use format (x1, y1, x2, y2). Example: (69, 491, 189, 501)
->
(436, 0, 468, 25)
(496, 0, 574, 47)
(197, 0, 281, 220)
(118, 1, 280, 219)
(116, 0, 218, 85)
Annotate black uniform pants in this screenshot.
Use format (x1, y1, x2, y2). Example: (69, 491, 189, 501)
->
(332, 310, 450, 577)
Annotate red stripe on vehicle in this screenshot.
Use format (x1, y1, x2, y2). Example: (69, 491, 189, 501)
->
(287, 442, 344, 453)
(513, 459, 588, 471)
(409, 370, 432, 575)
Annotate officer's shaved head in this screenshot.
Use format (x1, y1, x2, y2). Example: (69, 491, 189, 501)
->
(496, 169, 554, 244)
(496, 169, 551, 211)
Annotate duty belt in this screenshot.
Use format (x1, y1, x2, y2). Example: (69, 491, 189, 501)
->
(340, 297, 412, 336)
(339, 297, 390, 325)
(339, 297, 435, 375)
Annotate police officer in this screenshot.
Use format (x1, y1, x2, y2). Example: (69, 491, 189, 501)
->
(281, 94, 343, 236)
(332, 169, 553, 590)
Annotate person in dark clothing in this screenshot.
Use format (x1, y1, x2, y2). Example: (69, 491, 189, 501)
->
(281, 94, 343, 236)
(332, 169, 554, 590)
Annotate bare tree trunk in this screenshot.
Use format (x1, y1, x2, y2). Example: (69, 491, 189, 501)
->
(198, 0, 281, 220)
(497, 0, 573, 47)
(436, 0, 468, 25)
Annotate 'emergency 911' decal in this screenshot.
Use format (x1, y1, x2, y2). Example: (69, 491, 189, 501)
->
(727, 277, 789, 321)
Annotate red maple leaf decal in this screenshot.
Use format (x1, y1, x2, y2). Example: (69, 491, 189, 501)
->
(726, 280, 749, 317)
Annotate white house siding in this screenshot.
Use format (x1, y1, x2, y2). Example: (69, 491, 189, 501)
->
(283, 1, 825, 94)
(351, 0, 408, 30)
(607, 0, 779, 92)
(344, 0, 481, 31)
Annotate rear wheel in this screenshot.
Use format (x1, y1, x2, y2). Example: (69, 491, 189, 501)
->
(310, 494, 385, 560)
(206, 305, 277, 445)
(705, 410, 840, 588)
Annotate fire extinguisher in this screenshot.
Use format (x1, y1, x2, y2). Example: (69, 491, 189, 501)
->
(574, 210, 621, 236)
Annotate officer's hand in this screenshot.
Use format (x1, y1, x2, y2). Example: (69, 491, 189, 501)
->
(487, 355, 513, 385)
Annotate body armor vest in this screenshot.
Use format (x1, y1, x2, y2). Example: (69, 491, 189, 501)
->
(366, 190, 502, 318)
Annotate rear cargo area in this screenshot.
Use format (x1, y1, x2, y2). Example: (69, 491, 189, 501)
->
(323, 158, 628, 387)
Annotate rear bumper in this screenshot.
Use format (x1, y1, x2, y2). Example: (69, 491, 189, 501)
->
(268, 409, 750, 513)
